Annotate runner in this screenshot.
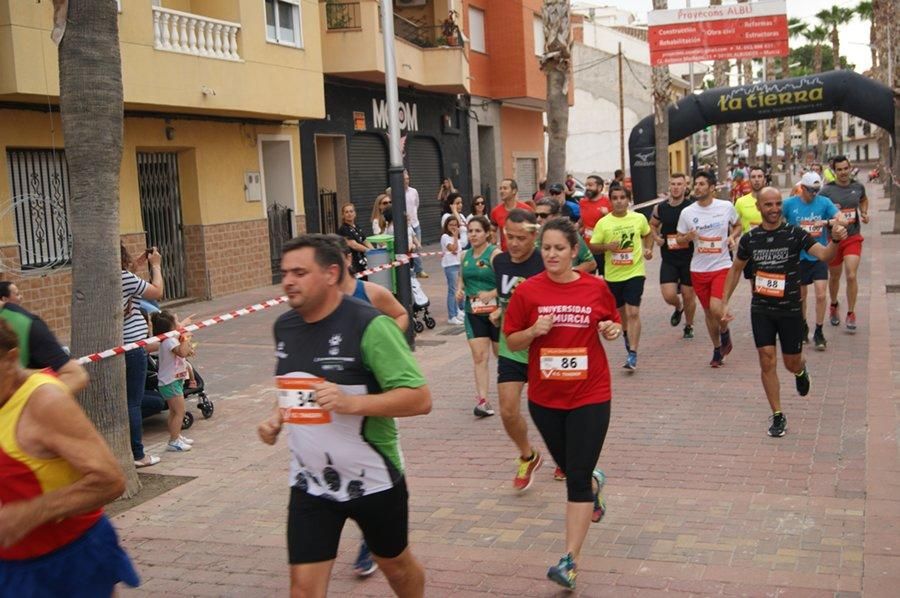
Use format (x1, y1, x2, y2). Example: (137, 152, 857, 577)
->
(490, 178, 533, 251)
(258, 234, 431, 597)
(782, 173, 840, 350)
(0, 319, 140, 595)
(578, 175, 612, 276)
(503, 217, 621, 590)
(722, 188, 847, 437)
(819, 155, 869, 332)
(650, 173, 696, 339)
(488, 209, 545, 490)
(589, 183, 653, 371)
(734, 166, 765, 287)
(455, 216, 501, 418)
(675, 170, 742, 367)
(535, 198, 597, 274)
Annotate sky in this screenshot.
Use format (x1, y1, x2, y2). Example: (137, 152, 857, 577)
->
(571, 0, 873, 73)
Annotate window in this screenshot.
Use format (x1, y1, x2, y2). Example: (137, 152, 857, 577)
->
(533, 15, 544, 57)
(6, 149, 72, 269)
(265, 0, 302, 47)
(468, 6, 485, 53)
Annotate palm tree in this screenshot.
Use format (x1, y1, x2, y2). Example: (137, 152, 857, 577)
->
(58, 1, 139, 496)
(651, 0, 671, 196)
(540, 0, 571, 188)
(737, 0, 755, 164)
(804, 24, 829, 159)
(786, 18, 807, 169)
(765, 57, 779, 169)
(854, 2, 876, 74)
(710, 0, 728, 191)
(817, 6, 854, 154)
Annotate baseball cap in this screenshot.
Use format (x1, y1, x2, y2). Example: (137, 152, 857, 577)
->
(548, 183, 565, 194)
(800, 171, 822, 189)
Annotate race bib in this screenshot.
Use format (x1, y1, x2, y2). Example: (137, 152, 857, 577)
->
(611, 250, 633, 265)
(277, 375, 331, 425)
(666, 234, 688, 250)
(697, 235, 722, 253)
(540, 348, 588, 380)
(840, 208, 857, 224)
(471, 296, 498, 314)
(799, 220, 824, 238)
(755, 271, 786, 298)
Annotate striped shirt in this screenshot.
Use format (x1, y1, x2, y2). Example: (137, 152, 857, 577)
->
(121, 270, 149, 343)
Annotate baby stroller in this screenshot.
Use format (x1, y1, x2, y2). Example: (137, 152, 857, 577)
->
(142, 352, 214, 430)
(410, 274, 436, 334)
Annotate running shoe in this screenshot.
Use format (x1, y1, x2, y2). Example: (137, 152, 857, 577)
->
(622, 351, 637, 371)
(591, 469, 607, 523)
(846, 312, 857, 332)
(795, 367, 811, 397)
(553, 466, 566, 481)
(801, 320, 809, 345)
(813, 327, 827, 351)
(513, 451, 542, 492)
(547, 553, 577, 590)
(670, 308, 683, 327)
(473, 399, 495, 417)
(354, 541, 378, 577)
(710, 348, 724, 368)
(166, 438, 192, 452)
(720, 329, 733, 357)
(768, 412, 786, 437)
(178, 435, 194, 445)
(683, 325, 694, 339)
(829, 302, 840, 326)
(416, 271, 430, 279)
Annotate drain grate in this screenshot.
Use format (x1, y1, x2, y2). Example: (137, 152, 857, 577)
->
(887, 285, 900, 294)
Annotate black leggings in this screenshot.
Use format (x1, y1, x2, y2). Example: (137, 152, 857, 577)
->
(528, 401, 611, 502)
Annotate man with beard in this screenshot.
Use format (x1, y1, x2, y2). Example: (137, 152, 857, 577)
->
(578, 175, 612, 276)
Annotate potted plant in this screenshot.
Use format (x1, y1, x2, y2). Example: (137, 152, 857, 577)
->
(441, 10, 459, 46)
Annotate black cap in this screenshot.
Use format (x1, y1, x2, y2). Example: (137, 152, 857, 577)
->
(548, 183, 565, 194)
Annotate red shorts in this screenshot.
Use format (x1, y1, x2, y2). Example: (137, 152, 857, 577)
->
(829, 234, 863, 267)
(691, 268, 730, 310)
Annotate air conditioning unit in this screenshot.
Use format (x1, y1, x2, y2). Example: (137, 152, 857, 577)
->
(397, 0, 428, 6)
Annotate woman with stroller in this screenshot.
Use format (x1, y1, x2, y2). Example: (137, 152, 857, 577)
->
(150, 311, 196, 453)
(440, 217, 466, 325)
(338, 204, 372, 276)
(455, 215, 500, 418)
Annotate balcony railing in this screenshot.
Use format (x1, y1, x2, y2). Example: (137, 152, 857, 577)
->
(152, 6, 242, 61)
(392, 13, 461, 48)
(326, 2, 361, 30)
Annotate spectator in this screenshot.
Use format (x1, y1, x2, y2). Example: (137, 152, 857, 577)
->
(469, 195, 488, 219)
(0, 281, 23, 304)
(338, 203, 373, 276)
(370, 193, 392, 235)
(441, 192, 469, 249)
(533, 180, 547, 203)
(437, 177, 456, 204)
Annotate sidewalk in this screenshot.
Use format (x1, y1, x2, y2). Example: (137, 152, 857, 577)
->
(117, 188, 899, 597)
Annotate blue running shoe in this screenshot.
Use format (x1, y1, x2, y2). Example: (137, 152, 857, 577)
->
(547, 552, 577, 589)
(622, 351, 637, 371)
(354, 541, 377, 577)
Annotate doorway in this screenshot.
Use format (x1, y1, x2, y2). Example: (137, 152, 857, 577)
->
(314, 134, 350, 234)
(260, 138, 296, 284)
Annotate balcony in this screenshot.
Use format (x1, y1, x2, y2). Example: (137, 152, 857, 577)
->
(152, 6, 242, 61)
(320, 0, 469, 95)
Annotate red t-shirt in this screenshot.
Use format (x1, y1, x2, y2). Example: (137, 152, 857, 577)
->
(490, 201, 534, 250)
(503, 271, 620, 409)
(579, 196, 612, 242)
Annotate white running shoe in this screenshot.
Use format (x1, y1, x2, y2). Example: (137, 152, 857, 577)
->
(167, 438, 192, 452)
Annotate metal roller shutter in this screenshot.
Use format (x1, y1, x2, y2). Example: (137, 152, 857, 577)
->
(349, 133, 389, 236)
(406, 136, 443, 244)
(515, 157, 537, 200)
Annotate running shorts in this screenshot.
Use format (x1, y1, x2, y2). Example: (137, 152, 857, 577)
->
(750, 312, 804, 355)
(799, 260, 828, 285)
(593, 254, 605, 278)
(287, 479, 409, 564)
(829, 234, 863, 267)
(605, 276, 645, 308)
(497, 355, 528, 384)
(659, 260, 692, 286)
(465, 312, 499, 342)
(691, 268, 730, 310)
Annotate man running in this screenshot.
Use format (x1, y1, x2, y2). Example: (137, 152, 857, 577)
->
(734, 166, 765, 287)
(535, 199, 596, 274)
(258, 234, 431, 597)
(819, 155, 869, 331)
(590, 184, 653, 371)
(650, 173, 696, 339)
(782, 172, 840, 350)
(579, 175, 612, 276)
(676, 171, 742, 367)
(490, 179, 533, 251)
(488, 209, 545, 490)
(722, 188, 847, 437)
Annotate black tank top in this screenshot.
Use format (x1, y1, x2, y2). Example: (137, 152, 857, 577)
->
(656, 197, 694, 265)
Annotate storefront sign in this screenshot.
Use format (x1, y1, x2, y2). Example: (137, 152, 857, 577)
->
(353, 111, 366, 131)
(372, 99, 419, 132)
(648, 0, 787, 66)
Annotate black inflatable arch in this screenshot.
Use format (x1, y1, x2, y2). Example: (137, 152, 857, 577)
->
(628, 70, 894, 201)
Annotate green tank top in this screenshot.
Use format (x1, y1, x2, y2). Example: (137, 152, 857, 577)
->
(461, 244, 497, 312)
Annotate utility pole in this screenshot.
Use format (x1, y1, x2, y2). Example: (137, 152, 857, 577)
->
(618, 43, 625, 173)
(380, 0, 414, 346)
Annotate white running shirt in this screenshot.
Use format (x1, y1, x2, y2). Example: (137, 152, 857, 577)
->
(676, 199, 739, 272)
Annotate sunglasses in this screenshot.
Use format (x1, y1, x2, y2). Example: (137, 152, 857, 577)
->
(801, 185, 819, 194)
(473, 201, 485, 205)
(381, 200, 392, 206)
(535, 212, 552, 219)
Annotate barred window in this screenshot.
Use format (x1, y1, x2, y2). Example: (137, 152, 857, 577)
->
(5, 149, 72, 269)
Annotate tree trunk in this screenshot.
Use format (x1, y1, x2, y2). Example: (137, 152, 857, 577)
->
(650, 0, 670, 197)
(766, 58, 780, 170)
(743, 59, 758, 163)
(713, 60, 728, 197)
(831, 31, 844, 155)
(874, 0, 893, 200)
(891, 6, 900, 230)
(58, 0, 138, 496)
(814, 47, 825, 159)
(540, 0, 570, 188)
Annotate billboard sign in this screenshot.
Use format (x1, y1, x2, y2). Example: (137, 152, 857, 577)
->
(648, 0, 788, 66)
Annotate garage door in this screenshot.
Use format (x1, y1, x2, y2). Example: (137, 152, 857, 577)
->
(406, 136, 443, 244)
(515, 157, 538, 201)
(349, 133, 388, 236)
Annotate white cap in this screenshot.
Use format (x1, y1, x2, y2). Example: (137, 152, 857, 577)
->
(800, 172, 822, 189)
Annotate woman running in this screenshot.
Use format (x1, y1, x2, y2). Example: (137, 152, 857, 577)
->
(503, 218, 622, 590)
(455, 216, 501, 417)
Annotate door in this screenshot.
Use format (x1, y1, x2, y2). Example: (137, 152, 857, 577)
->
(261, 139, 295, 284)
(137, 152, 188, 300)
(515, 157, 537, 201)
(349, 134, 388, 236)
(406, 136, 442, 243)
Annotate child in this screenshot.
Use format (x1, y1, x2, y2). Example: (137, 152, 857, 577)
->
(151, 311, 195, 452)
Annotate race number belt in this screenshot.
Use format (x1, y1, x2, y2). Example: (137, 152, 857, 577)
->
(540, 347, 588, 380)
(277, 375, 331, 424)
(754, 271, 786, 298)
(666, 234, 688, 250)
(611, 250, 633, 265)
(696, 236, 722, 253)
(470, 296, 498, 314)
(840, 208, 857, 224)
